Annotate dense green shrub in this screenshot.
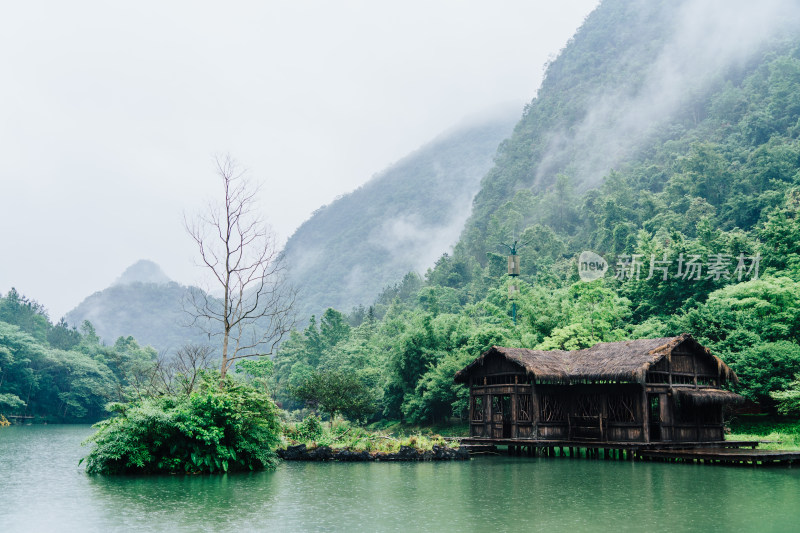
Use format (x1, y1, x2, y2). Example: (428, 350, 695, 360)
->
(290, 414, 324, 442)
(771, 375, 800, 415)
(290, 369, 377, 425)
(81, 373, 281, 474)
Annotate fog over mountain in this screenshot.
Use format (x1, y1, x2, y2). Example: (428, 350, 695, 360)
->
(56, 0, 800, 353)
(62, 112, 516, 345)
(66, 261, 208, 352)
(531, 0, 800, 191)
(282, 111, 517, 321)
(462, 0, 800, 261)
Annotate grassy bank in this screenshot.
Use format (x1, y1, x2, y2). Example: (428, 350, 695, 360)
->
(366, 419, 469, 439)
(727, 415, 800, 450)
(281, 416, 463, 454)
(284, 415, 800, 453)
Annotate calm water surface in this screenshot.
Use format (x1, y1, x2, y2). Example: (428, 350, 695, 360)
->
(1, 425, 799, 532)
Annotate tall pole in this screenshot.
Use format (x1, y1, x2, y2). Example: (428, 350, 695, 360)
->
(503, 240, 523, 327)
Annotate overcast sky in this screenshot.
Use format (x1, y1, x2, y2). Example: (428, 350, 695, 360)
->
(0, 0, 599, 320)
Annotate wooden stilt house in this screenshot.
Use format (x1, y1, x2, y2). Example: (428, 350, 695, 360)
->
(454, 334, 743, 443)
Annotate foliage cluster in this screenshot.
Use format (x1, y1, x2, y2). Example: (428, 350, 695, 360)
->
(0, 289, 160, 421)
(284, 413, 324, 442)
(81, 373, 281, 474)
(282, 415, 450, 454)
(289, 369, 377, 425)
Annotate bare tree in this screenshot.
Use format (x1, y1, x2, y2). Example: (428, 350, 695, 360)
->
(184, 156, 295, 381)
(152, 352, 177, 396)
(172, 344, 215, 395)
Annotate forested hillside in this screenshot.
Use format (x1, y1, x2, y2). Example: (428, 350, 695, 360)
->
(272, 0, 800, 424)
(281, 113, 516, 322)
(0, 289, 159, 421)
(65, 260, 208, 353)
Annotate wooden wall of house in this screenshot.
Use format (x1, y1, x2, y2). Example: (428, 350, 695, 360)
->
(646, 347, 721, 388)
(657, 394, 725, 442)
(644, 345, 728, 442)
(466, 354, 527, 383)
(469, 384, 534, 438)
(468, 381, 727, 442)
(535, 384, 646, 442)
(469, 382, 653, 442)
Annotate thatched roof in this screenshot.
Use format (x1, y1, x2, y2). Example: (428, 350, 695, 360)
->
(454, 333, 738, 385)
(675, 388, 744, 405)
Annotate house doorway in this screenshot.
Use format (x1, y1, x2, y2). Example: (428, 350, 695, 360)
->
(648, 394, 661, 442)
(492, 395, 512, 438)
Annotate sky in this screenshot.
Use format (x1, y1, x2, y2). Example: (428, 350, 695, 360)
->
(0, 0, 599, 320)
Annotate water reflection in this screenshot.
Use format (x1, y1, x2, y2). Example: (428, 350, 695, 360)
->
(2, 426, 799, 532)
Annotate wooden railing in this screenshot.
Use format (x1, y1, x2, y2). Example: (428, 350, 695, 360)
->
(569, 415, 604, 441)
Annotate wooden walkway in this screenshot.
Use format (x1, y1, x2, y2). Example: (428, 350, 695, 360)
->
(456, 437, 799, 466)
(638, 447, 800, 466)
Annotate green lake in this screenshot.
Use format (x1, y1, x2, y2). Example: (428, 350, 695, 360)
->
(1, 425, 799, 532)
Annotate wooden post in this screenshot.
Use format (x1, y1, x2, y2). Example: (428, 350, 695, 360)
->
(642, 385, 650, 443)
(513, 376, 519, 439)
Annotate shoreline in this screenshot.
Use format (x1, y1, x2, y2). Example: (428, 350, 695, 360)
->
(277, 443, 469, 462)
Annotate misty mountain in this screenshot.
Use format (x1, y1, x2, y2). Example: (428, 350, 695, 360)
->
(65, 262, 208, 352)
(456, 0, 800, 264)
(281, 112, 516, 321)
(113, 259, 171, 286)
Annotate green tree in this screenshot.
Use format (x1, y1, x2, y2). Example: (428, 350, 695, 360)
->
(47, 318, 81, 351)
(759, 189, 800, 277)
(728, 341, 800, 406)
(320, 308, 350, 348)
(770, 374, 800, 415)
(291, 369, 376, 426)
(0, 288, 50, 342)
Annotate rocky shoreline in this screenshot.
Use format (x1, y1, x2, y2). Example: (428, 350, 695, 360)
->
(277, 444, 470, 462)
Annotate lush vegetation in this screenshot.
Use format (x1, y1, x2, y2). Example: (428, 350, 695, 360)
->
(0, 285, 286, 474)
(290, 369, 377, 426)
(0, 288, 160, 422)
(81, 373, 281, 474)
(727, 415, 800, 450)
(282, 414, 453, 454)
(271, 0, 800, 425)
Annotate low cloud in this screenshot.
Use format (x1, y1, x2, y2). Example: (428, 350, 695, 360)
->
(535, 0, 800, 189)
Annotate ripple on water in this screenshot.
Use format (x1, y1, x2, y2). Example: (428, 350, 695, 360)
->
(2, 426, 800, 532)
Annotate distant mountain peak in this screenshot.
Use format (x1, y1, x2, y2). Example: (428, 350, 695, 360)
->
(113, 260, 171, 286)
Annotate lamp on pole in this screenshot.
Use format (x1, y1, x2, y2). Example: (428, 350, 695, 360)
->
(500, 239, 528, 326)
